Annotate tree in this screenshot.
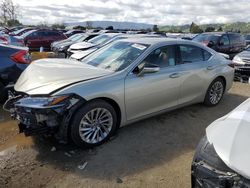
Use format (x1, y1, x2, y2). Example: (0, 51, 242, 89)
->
(73, 25, 86, 30)
(190, 22, 203, 33)
(51, 23, 66, 29)
(106, 26, 113, 30)
(0, 0, 20, 26)
(153, 25, 159, 32)
(205, 27, 215, 32)
(86, 21, 93, 29)
(217, 26, 223, 31)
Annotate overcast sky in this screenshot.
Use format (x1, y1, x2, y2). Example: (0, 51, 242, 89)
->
(12, 0, 250, 26)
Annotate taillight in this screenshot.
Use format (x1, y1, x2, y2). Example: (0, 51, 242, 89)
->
(0, 36, 8, 44)
(10, 50, 31, 64)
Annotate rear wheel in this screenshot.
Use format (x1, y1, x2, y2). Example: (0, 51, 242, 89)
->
(204, 78, 225, 106)
(70, 100, 118, 148)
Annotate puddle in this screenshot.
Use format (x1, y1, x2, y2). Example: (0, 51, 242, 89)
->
(0, 106, 34, 152)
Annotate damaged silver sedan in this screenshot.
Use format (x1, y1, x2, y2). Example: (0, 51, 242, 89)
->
(4, 38, 234, 148)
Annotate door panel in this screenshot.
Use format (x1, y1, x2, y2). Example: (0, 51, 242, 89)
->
(177, 62, 208, 104)
(125, 67, 181, 121)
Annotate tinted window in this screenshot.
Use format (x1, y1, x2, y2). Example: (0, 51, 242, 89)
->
(47, 31, 61, 36)
(178, 45, 211, 63)
(220, 35, 230, 45)
(229, 34, 240, 44)
(193, 34, 220, 45)
(143, 45, 176, 68)
(245, 35, 250, 40)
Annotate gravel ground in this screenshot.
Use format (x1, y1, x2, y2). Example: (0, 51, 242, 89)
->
(0, 82, 249, 188)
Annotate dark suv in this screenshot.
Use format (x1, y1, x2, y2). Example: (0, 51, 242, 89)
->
(21, 29, 67, 51)
(193, 32, 246, 59)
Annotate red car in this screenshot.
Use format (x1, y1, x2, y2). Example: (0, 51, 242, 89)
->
(21, 29, 67, 51)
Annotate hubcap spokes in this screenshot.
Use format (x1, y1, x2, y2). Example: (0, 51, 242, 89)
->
(209, 81, 223, 104)
(79, 108, 113, 144)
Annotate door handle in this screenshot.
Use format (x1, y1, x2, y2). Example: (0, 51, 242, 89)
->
(170, 73, 180, 78)
(207, 66, 215, 70)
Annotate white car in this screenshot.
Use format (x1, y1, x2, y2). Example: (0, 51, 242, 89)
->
(192, 98, 250, 187)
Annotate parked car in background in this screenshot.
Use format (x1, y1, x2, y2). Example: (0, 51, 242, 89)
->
(245, 34, 250, 45)
(52, 33, 98, 57)
(0, 33, 25, 46)
(4, 38, 234, 147)
(21, 29, 67, 51)
(0, 44, 30, 102)
(192, 98, 250, 188)
(67, 33, 123, 57)
(70, 34, 166, 60)
(233, 46, 250, 80)
(193, 32, 246, 59)
(9, 28, 34, 36)
(64, 30, 85, 38)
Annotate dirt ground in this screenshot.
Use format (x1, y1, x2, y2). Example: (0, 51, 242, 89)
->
(0, 82, 249, 188)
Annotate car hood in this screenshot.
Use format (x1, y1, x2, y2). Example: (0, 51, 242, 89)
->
(237, 50, 250, 59)
(52, 39, 71, 47)
(206, 98, 250, 179)
(70, 41, 96, 50)
(70, 48, 97, 60)
(14, 58, 113, 95)
(54, 41, 74, 48)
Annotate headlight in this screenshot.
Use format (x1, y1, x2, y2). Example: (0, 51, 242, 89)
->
(233, 55, 245, 65)
(15, 95, 70, 108)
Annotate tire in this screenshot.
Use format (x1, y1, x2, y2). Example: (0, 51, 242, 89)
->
(0, 82, 7, 103)
(204, 78, 225, 106)
(70, 99, 118, 148)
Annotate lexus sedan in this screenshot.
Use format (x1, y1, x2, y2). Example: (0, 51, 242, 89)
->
(192, 98, 250, 187)
(4, 38, 234, 148)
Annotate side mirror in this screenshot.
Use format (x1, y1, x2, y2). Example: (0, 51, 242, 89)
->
(208, 41, 215, 47)
(136, 64, 160, 76)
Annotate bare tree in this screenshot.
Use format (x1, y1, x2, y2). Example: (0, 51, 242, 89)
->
(0, 0, 20, 25)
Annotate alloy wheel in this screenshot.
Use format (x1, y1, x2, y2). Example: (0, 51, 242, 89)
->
(79, 108, 113, 144)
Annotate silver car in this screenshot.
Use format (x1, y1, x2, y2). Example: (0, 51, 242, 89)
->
(4, 38, 234, 148)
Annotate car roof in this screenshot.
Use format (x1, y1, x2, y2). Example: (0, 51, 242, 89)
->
(118, 37, 179, 45)
(201, 32, 241, 36)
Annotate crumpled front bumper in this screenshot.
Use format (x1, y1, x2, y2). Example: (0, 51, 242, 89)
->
(191, 136, 250, 188)
(3, 93, 84, 138)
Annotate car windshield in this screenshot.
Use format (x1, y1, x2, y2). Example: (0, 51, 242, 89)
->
(20, 30, 36, 38)
(70, 34, 86, 42)
(82, 41, 149, 72)
(245, 46, 250, 51)
(193, 34, 220, 43)
(88, 35, 112, 45)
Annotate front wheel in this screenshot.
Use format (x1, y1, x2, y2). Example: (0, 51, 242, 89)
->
(204, 78, 225, 106)
(70, 100, 118, 148)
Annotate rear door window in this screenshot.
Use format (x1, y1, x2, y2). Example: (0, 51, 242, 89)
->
(219, 35, 230, 46)
(178, 45, 212, 63)
(229, 34, 240, 45)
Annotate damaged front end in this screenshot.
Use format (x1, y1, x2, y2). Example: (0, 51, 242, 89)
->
(3, 92, 85, 141)
(191, 136, 250, 188)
